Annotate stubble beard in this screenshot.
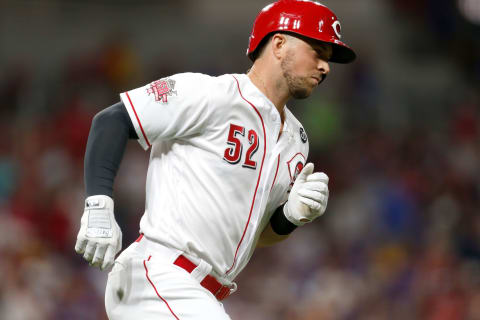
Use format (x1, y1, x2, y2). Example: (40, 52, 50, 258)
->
(281, 51, 312, 100)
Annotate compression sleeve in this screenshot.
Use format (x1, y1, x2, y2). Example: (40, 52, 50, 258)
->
(84, 101, 138, 198)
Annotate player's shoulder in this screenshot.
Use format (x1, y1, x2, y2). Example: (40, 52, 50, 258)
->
(169, 72, 253, 104)
(169, 72, 214, 84)
(211, 73, 244, 89)
(191, 73, 246, 100)
(210, 73, 266, 100)
(170, 72, 238, 90)
(170, 72, 234, 81)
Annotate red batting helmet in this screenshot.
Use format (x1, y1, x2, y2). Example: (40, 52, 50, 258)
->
(247, 0, 356, 63)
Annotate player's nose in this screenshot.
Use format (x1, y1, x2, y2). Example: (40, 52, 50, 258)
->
(317, 59, 330, 76)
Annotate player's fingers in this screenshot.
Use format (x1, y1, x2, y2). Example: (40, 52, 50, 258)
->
(83, 242, 96, 262)
(298, 189, 327, 204)
(101, 246, 116, 271)
(297, 163, 314, 182)
(306, 172, 329, 184)
(302, 181, 329, 195)
(75, 237, 88, 254)
(91, 244, 107, 268)
(115, 228, 122, 255)
(299, 197, 323, 212)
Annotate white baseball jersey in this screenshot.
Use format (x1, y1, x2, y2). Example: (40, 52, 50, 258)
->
(120, 73, 309, 281)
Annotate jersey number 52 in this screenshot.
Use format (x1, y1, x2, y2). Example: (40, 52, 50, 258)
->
(223, 123, 259, 169)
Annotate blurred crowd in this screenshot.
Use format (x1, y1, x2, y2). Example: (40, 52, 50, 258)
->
(0, 0, 479, 319)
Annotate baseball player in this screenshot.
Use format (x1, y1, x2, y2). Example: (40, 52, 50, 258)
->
(74, 0, 355, 319)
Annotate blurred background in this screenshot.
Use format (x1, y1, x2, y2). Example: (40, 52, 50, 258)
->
(0, 0, 479, 319)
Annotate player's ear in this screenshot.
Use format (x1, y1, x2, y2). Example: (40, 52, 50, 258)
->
(271, 33, 288, 60)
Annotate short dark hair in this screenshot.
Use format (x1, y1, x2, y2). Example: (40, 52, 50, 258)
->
(249, 33, 274, 62)
(249, 32, 304, 62)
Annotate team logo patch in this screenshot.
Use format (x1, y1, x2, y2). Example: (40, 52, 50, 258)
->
(299, 127, 308, 143)
(146, 78, 177, 103)
(286, 153, 306, 192)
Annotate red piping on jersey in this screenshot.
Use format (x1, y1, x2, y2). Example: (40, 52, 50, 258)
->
(143, 256, 180, 320)
(226, 75, 267, 275)
(270, 154, 281, 192)
(125, 92, 151, 148)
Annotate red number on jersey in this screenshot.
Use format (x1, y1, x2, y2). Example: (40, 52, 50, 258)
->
(223, 124, 245, 164)
(242, 129, 259, 169)
(223, 124, 259, 169)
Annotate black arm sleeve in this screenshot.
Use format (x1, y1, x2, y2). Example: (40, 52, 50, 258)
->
(270, 204, 298, 235)
(84, 101, 138, 198)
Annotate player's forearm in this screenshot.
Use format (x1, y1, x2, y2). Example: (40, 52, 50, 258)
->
(84, 102, 138, 197)
(257, 204, 297, 247)
(76, 102, 134, 270)
(257, 223, 290, 247)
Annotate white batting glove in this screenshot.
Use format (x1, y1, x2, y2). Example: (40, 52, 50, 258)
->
(284, 163, 329, 226)
(75, 195, 122, 270)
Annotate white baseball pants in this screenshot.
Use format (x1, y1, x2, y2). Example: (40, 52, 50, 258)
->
(105, 237, 231, 320)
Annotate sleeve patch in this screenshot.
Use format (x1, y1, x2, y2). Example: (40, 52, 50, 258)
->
(146, 78, 177, 103)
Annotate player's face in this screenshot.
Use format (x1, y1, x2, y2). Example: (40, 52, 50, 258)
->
(281, 36, 332, 99)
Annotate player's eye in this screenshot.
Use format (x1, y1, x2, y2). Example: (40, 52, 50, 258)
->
(313, 43, 333, 61)
(315, 49, 329, 61)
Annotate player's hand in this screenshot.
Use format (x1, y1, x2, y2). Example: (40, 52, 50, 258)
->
(74, 195, 122, 270)
(284, 163, 329, 226)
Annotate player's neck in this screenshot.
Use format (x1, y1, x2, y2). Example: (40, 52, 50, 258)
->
(247, 66, 287, 123)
